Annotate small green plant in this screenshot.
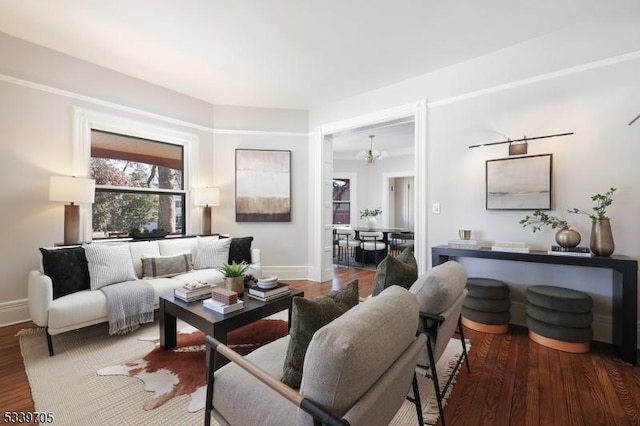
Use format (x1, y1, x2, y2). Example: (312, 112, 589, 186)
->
(360, 207, 382, 219)
(519, 210, 570, 232)
(218, 261, 249, 277)
(569, 187, 617, 223)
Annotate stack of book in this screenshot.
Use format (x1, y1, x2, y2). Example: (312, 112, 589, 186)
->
(174, 281, 211, 302)
(491, 241, 530, 253)
(203, 298, 244, 314)
(547, 246, 592, 257)
(447, 239, 480, 249)
(248, 282, 290, 301)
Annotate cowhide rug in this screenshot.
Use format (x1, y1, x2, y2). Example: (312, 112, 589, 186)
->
(97, 319, 288, 412)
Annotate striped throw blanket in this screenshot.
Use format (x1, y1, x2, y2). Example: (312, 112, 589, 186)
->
(101, 280, 155, 335)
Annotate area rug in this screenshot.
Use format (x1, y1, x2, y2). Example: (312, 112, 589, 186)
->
(96, 319, 288, 412)
(20, 320, 468, 426)
(19, 318, 287, 426)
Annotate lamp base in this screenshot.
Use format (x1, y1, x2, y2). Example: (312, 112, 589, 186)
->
(203, 206, 212, 235)
(63, 203, 80, 245)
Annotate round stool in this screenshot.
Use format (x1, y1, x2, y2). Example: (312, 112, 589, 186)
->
(461, 278, 510, 334)
(525, 285, 593, 353)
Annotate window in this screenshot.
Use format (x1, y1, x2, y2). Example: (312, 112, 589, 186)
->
(332, 178, 351, 225)
(90, 130, 185, 239)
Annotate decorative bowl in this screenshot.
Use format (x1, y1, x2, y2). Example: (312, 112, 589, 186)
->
(257, 276, 278, 289)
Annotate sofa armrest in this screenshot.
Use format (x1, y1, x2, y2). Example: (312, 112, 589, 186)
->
(205, 336, 348, 426)
(248, 248, 262, 277)
(28, 270, 53, 327)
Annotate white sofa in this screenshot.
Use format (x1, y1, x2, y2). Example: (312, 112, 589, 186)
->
(28, 236, 261, 355)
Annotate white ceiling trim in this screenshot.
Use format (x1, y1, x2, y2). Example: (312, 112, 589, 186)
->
(430, 50, 640, 108)
(0, 72, 309, 137)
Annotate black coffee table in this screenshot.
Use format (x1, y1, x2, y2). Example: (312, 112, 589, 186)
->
(159, 287, 303, 369)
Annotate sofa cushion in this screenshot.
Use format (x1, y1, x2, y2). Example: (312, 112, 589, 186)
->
(141, 252, 193, 278)
(169, 269, 225, 286)
(281, 280, 359, 388)
(39, 247, 90, 299)
(228, 236, 254, 264)
(410, 261, 467, 314)
(83, 244, 137, 290)
(129, 241, 161, 278)
(371, 248, 418, 296)
(157, 237, 200, 257)
(194, 236, 232, 270)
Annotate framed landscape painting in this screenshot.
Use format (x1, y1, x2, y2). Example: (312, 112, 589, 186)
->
(486, 154, 552, 210)
(235, 149, 291, 222)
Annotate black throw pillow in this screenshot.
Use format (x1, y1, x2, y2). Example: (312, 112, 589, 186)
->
(228, 237, 254, 264)
(39, 247, 90, 299)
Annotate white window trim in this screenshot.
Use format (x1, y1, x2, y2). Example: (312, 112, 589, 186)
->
(332, 172, 357, 226)
(73, 107, 199, 241)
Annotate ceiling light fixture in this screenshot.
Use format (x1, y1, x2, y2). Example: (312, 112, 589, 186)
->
(356, 135, 387, 165)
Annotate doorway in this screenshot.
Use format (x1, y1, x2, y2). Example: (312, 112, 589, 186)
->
(311, 101, 428, 282)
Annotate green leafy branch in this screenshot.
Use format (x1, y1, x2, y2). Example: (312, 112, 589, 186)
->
(360, 208, 382, 219)
(519, 210, 570, 233)
(568, 187, 617, 223)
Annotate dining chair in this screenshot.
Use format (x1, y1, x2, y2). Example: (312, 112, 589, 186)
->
(358, 231, 386, 265)
(336, 228, 360, 267)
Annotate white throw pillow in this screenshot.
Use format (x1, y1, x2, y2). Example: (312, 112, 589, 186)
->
(83, 244, 138, 290)
(194, 237, 232, 270)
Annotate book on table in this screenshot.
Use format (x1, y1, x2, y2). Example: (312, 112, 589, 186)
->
(174, 284, 212, 302)
(203, 298, 244, 314)
(547, 246, 592, 257)
(248, 282, 290, 298)
(247, 291, 291, 302)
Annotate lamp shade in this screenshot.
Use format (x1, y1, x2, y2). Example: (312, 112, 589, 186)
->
(49, 176, 96, 204)
(193, 187, 220, 207)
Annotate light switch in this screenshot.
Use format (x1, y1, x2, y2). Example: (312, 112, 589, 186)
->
(432, 202, 440, 214)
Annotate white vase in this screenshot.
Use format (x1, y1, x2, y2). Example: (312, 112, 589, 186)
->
(366, 217, 377, 229)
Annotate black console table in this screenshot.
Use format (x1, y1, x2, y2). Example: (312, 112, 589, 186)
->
(432, 245, 638, 364)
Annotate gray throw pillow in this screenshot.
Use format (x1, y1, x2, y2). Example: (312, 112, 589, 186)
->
(83, 244, 137, 290)
(281, 280, 359, 389)
(141, 252, 193, 278)
(372, 247, 418, 296)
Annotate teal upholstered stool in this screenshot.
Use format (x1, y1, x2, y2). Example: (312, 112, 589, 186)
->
(525, 285, 593, 353)
(461, 278, 510, 334)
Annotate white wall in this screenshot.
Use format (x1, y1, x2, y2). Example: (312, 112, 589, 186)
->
(334, 155, 413, 228)
(310, 14, 640, 343)
(0, 33, 308, 325)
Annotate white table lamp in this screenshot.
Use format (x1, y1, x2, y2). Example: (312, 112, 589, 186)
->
(49, 176, 95, 244)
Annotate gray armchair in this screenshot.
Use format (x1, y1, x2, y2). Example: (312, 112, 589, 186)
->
(409, 261, 470, 426)
(204, 286, 426, 425)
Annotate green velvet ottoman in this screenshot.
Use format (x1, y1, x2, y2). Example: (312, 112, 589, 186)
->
(525, 285, 593, 353)
(461, 278, 510, 334)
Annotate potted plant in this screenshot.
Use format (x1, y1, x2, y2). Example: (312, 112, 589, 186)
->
(360, 207, 382, 229)
(569, 187, 617, 256)
(218, 261, 250, 295)
(519, 210, 581, 248)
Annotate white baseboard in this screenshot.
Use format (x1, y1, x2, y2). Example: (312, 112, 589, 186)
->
(0, 298, 30, 327)
(261, 265, 313, 281)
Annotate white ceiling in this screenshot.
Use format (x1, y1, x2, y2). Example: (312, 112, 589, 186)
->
(0, 1, 632, 110)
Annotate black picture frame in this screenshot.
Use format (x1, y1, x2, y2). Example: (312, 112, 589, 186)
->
(486, 154, 552, 210)
(235, 149, 292, 222)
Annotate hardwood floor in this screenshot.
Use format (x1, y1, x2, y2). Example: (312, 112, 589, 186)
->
(2, 266, 639, 425)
